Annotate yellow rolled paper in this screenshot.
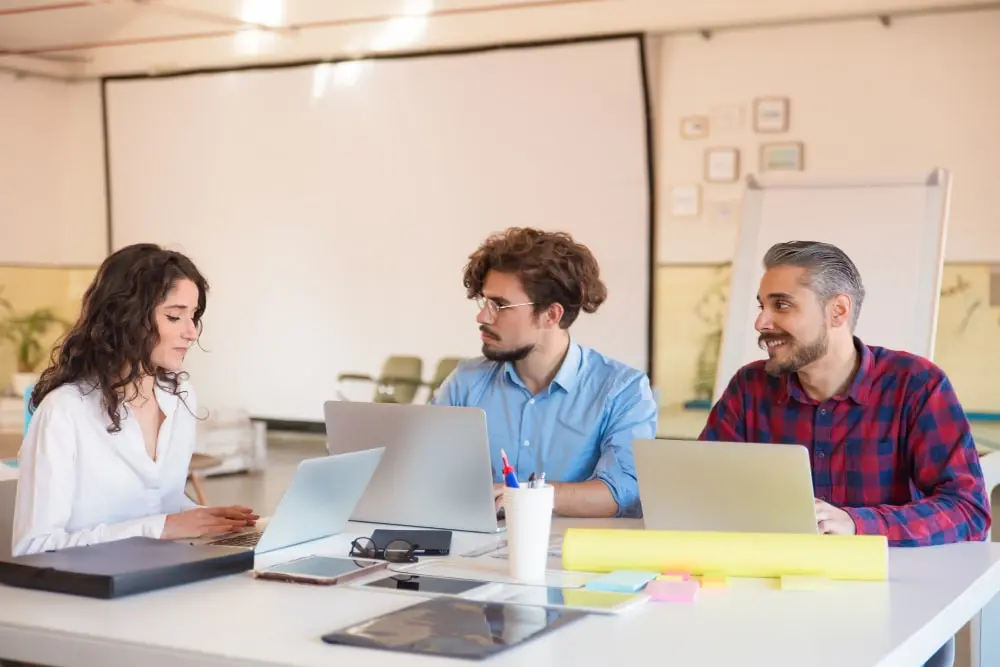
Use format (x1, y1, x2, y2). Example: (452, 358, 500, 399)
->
(561, 529, 888, 581)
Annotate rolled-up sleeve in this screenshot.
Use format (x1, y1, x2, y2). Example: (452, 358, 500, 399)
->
(589, 374, 658, 518)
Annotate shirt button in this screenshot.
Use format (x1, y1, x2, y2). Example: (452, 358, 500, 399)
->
(523, 440, 530, 447)
(528, 399, 535, 405)
(817, 451, 825, 458)
(819, 409, 827, 415)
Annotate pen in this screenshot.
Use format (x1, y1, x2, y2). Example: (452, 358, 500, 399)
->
(500, 448, 519, 488)
(538, 472, 546, 488)
(527, 472, 536, 487)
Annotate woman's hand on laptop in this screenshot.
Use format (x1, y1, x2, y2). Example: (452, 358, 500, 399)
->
(814, 498, 856, 536)
(161, 505, 260, 540)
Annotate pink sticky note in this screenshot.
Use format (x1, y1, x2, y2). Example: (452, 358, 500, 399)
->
(644, 580, 699, 603)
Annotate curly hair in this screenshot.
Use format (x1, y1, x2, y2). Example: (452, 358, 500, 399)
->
(463, 227, 607, 328)
(29, 243, 209, 433)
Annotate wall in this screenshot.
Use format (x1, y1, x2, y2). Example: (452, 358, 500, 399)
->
(0, 74, 107, 266)
(653, 9, 1000, 264)
(650, 9, 1000, 414)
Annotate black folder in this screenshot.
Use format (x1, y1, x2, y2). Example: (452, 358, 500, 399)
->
(0, 536, 254, 598)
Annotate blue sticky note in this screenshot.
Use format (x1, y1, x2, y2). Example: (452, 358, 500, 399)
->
(585, 570, 659, 593)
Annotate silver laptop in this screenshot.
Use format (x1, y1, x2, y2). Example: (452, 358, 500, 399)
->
(186, 447, 385, 553)
(634, 438, 818, 534)
(323, 401, 501, 533)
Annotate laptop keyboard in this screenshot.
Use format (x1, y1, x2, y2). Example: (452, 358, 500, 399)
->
(211, 531, 262, 548)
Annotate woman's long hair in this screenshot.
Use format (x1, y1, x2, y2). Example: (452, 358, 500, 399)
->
(29, 243, 209, 433)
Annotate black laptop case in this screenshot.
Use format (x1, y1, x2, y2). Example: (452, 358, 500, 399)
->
(0, 536, 253, 598)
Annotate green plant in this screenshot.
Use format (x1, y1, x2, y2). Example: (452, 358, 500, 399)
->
(0, 287, 70, 373)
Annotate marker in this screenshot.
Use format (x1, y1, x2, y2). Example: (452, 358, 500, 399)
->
(500, 448, 519, 488)
(527, 473, 536, 487)
(538, 472, 546, 488)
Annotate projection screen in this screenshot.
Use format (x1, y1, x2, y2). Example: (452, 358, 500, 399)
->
(105, 36, 652, 423)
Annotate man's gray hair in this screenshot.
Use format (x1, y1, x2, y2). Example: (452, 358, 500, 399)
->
(763, 240, 866, 329)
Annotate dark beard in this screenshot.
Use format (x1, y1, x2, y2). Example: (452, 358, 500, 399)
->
(761, 332, 828, 376)
(483, 343, 534, 363)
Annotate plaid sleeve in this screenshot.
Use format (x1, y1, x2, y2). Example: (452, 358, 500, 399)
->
(699, 371, 748, 442)
(842, 375, 991, 546)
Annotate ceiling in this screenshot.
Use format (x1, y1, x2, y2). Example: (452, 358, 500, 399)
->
(1, 0, 997, 79)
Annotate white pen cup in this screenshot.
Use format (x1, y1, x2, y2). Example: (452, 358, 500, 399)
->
(502, 483, 555, 583)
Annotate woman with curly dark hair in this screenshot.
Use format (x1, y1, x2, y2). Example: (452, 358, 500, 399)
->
(12, 244, 257, 556)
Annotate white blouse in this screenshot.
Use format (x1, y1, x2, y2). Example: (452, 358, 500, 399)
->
(12, 380, 199, 556)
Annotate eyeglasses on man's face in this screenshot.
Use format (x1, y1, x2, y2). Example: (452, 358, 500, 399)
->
(475, 295, 535, 324)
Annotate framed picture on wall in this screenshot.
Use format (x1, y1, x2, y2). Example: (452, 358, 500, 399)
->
(760, 141, 804, 172)
(753, 96, 789, 133)
(704, 147, 740, 183)
(680, 115, 709, 139)
(669, 184, 701, 217)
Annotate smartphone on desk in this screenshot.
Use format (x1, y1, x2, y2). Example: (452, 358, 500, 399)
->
(253, 556, 388, 586)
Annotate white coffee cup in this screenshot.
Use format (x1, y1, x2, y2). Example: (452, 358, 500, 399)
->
(503, 483, 555, 583)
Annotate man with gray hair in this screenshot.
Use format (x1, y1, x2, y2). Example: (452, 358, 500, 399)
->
(701, 239, 988, 543)
(701, 240, 987, 666)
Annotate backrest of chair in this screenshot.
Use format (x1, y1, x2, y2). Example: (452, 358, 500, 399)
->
(376, 356, 423, 404)
(0, 478, 17, 559)
(427, 357, 464, 399)
(24, 384, 35, 435)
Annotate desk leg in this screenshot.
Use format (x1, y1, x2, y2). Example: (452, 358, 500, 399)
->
(964, 478, 1000, 667)
(970, 593, 1000, 667)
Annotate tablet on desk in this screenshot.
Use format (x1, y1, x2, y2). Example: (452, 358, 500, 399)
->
(321, 596, 585, 660)
(496, 586, 650, 615)
(364, 573, 502, 599)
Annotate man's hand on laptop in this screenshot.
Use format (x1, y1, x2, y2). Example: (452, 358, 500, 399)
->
(814, 498, 856, 536)
(161, 505, 260, 540)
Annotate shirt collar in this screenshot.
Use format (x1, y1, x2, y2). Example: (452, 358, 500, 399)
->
(779, 336, 873, 406)
(503, 338, 583, 395)
(551, 339, 583, 393)
(153, 380, 180, 418)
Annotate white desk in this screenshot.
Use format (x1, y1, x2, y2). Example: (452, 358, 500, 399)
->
(2, 519, 1000, 667)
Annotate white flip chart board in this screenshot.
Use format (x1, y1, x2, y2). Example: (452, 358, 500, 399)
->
(714, 169, 951, 403)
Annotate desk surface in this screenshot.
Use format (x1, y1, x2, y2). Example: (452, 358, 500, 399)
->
(2, 519, 1000, 667)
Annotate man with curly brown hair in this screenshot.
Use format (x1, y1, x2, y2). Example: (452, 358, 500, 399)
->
(431, 227, 657, 518)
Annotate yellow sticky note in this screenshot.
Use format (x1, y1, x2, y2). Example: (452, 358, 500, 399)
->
(780, 575, 831, 591)
(657, 573, 689, 582)
(699, 573, 728, 588)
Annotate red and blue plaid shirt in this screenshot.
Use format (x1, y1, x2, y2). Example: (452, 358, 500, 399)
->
(700, 337, 990, 547)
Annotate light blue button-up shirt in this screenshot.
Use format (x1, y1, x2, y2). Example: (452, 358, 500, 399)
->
(431, 340, 658, 517)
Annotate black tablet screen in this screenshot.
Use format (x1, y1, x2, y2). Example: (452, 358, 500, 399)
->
(321, 596, 584, 659)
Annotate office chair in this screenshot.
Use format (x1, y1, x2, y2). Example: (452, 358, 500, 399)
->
(336, 355, 424, 404)
(424, 356, 464, 402)
(23, 385, 220, 505)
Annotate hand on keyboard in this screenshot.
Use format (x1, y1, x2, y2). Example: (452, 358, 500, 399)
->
(161, 505, 259, 540)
